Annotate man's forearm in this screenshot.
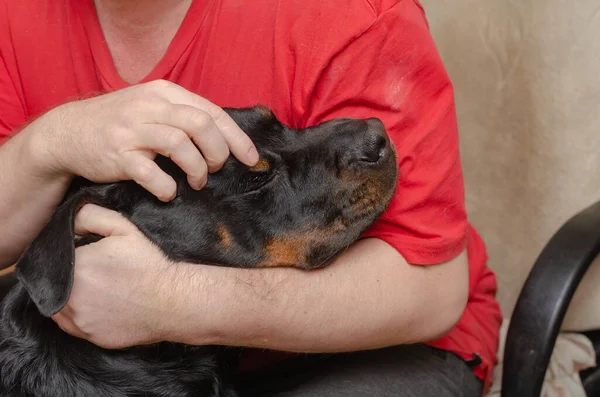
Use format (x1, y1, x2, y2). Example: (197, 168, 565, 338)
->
(0, 115, 72, 266)
(166, 238, 469, 353)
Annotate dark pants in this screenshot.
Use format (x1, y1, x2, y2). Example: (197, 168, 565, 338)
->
(236, 344, 483, 397)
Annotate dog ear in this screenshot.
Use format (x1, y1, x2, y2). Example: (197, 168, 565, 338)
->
(14, 185, 113, 317)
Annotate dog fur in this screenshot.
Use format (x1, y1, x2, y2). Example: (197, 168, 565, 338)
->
(0, 106, 398, 397)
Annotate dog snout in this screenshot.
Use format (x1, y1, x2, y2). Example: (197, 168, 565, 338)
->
(342, 118, 389, 167)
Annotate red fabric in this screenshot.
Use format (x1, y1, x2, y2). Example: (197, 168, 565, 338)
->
(0, 0, 502, 393)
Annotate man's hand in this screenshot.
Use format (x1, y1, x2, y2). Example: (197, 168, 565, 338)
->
(1, 79, 257, 267)
(52, 204, 179, 349)
(41, 79, 259, 201)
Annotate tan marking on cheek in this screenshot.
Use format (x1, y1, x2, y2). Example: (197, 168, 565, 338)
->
(260, 236, 307, 268)
(258, 224, 351, 269)
(217, 224, 233, 249)
(248, 158, 271, 172)
(344, 180, 389, 219)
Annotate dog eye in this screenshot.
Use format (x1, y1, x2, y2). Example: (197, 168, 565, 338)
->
(242, 172, 274, 192)
(236, 166, 279, 196)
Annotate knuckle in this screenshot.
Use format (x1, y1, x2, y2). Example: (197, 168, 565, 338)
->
(204, 103, 226, 121)
(132, 161, 155, 182)
(128, 98, 152, 112)
(205, 148, 230, 168)
(164, 130, 189, 151)
(153, 100, 171, 116)
(190, 109, 213, 130)
(113, 126, 135, 147)
(129, 98, 170, 120)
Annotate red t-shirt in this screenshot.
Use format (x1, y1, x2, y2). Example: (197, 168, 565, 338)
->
(0, 0, 502, 392)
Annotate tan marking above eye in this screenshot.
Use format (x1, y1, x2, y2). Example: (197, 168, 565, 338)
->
(217, 224, 233, 248)
(248, 158, 271, 172)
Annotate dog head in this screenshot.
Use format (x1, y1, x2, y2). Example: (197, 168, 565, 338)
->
(14, 106, 398, 317)
(188, 106, 399, 268)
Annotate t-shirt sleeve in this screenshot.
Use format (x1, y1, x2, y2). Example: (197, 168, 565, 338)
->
(0, 2, 28, 144)
(300, 0, 468, 265)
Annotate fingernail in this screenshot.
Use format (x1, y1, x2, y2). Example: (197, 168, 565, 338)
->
(247, 146, 259, 165)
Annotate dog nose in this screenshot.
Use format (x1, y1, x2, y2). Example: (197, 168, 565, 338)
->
(356, 118, 388, 164)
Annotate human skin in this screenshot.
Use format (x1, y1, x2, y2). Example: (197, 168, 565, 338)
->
(0, 0, 470, 353)
(0, 80, 259, 267)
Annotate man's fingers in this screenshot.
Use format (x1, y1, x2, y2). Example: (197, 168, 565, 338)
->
(211, 108, 260, 167)
(150, 105, 229, 174)
(153, 81, 259, 166)
(138, 124, 208, 189)
(74, 204, 137, 237)
(121, 152, 177, 202)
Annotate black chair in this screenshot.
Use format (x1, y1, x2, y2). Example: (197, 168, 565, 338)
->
(1, 199, 600, 396)
(501, 199, 600, 397)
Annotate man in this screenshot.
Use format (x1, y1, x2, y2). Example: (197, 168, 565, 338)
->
(0, 0, 502, 395)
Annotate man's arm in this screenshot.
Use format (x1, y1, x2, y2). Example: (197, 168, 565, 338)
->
(167, 238, 469, 352)
(0, 119, 72, 267)
(0, 81, 259, 268)
(54, 203, 469, 351)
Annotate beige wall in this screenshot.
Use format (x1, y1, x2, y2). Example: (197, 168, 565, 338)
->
(420, 0, 600, 328)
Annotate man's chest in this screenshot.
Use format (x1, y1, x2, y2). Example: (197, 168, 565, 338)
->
(8, 0, 361, 129)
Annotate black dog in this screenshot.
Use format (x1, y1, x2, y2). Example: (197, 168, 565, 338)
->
(0, 106, 398, 397)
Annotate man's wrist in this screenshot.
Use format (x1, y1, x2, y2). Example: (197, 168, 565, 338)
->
(26, 108, 74, 180)
(157, 262, 281, 348)
(0, 111, 73, 197)
(157, 262, 222, 346)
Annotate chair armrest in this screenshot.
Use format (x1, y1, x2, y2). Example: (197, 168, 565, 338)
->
(501, 199, 600, 397)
